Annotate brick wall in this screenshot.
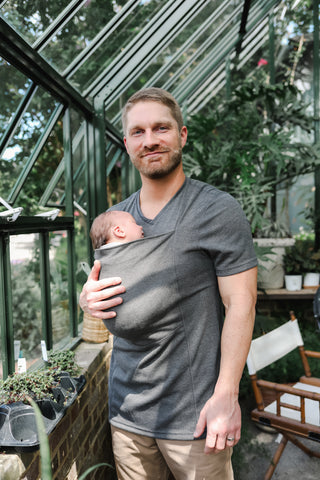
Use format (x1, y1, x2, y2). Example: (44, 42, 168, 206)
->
(0, 340, 116, 480)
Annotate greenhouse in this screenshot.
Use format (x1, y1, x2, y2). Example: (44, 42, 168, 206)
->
(0, 1, 320, 479)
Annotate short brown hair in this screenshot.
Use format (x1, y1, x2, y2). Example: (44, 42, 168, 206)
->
(122, 87, 184, 133)
(90, 211, 116, 249)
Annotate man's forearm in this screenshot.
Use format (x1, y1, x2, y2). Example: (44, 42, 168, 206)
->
(214, 302, 256, 395)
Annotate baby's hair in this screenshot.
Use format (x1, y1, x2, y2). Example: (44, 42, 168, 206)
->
(90, 211, 119, 249)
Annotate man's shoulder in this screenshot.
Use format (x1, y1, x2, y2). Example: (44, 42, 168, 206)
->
(185, 177, 234, 203)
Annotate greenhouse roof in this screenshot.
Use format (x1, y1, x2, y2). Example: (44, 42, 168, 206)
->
(0, 0, 283, 131)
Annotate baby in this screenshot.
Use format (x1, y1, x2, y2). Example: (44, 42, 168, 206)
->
(90, 210, 144, 249)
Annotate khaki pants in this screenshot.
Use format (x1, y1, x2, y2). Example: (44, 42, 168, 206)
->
(111, 426, 234, 480)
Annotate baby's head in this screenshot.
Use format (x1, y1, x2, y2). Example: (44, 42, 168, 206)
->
(90, 210, 144, 249)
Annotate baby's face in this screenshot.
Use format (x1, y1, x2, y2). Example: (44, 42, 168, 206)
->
(120, 212, 144, 241)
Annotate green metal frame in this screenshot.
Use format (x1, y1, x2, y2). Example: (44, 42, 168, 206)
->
(188, 17, 270, 112)
(7, 103, 65, 205)
(89, 0, 211, 105)
(0, 234, 14, 378)
(0, 19, 94, 118)
(32, 0, 87, 52)
(0, 82, 37, 156)
(172, 0, 280, 107)
(63, 0, 141, 79)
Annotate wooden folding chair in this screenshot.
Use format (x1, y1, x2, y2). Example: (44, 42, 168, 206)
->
(246, 312, 320, 479)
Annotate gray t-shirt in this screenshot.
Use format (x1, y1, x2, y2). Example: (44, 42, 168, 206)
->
(96, 177, 257, 440)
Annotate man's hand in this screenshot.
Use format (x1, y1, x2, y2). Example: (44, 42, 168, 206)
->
(79, 260, 126, 319)
(193, 390, 241, 453)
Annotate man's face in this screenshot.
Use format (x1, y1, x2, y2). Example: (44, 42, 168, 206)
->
(123, 101, 187, 179)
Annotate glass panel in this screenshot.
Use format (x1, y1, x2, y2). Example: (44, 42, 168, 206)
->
(40, 0, 130, 75)
(74, 205, 89, 327)
(11, 234, 42, 371)
(106, 142, 123, 206)
(67, 0, 165, 93)
(73, 135, 87, 209)
(48, 169, 66, 207)
(50, 230, 70, 346)
(0, 87, 58, 201)
(105, 0, 243, 124)
(0, 322, 3, 379)
(19, 115, 65, 215)
(0, 58, 32, 144)
(0, 1, 72, 44)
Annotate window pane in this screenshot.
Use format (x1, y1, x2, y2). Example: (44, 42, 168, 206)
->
(19, 116, 65, 214)
(74, 205, 89, 328)
(40, 0, 127, 75)
(67, 0, 165, 93)
(0, 58, 32, 143)
(1, 1, 72, 44)
(73, 135, 87, 209)
(0, 87, 58, 200)
(50, 231, 71, 346)
(11, 234, 42, 370)
(105, 0, 244, 122)
(0, 329, 3, 379)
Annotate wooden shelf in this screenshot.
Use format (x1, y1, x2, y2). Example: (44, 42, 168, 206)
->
(258, 288, 318, 300)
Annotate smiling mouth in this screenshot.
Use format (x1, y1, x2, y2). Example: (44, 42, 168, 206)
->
(141, 150, 169, 158)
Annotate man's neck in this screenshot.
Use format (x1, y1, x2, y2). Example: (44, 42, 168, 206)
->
(139, 167, 185, 219)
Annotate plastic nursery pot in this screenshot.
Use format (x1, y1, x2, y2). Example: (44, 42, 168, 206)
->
(285, 275, 302, 291)
(303, 273, 320, 288)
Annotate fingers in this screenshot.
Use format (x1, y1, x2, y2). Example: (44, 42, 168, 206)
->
(87, 260, 101, 281)
(88, 285, 126, 319)
(193, 411, 206, 439)
(204, 431, 240, 454)
(79, 261, 126, 317)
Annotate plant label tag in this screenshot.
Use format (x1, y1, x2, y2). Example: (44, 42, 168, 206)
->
(14, 340, 21, 361)
(41, 340, 48, 362)
(18, 357, 26, 373)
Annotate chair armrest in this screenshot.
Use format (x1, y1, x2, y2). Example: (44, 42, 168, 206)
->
(305, 350, 320, 360)
(257, 379, 320, 402)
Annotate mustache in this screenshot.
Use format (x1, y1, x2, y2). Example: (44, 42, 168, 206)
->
(140, 147, 170, 157)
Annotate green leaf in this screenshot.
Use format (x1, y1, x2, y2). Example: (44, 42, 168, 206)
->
(78, 463, 114, 480)
(27, 397, 53, 480)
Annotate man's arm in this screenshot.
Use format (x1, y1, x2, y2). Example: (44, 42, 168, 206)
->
(194, 266, 257, 453)
(79, 260, 126, 319)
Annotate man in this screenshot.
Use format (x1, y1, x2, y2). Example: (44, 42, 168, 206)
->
(79, 87, 257, 480)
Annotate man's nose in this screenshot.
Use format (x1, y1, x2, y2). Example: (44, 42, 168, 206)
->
(143, 129, 159, 148)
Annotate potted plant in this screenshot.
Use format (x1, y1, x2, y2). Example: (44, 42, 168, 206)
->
(283, 242, 304, 291)
(0, 350, 85, 451)
(298, 234, 320, 288)
(282, 234, 320, 290)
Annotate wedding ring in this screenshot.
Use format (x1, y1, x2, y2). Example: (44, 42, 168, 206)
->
(227, 437, 234, 442)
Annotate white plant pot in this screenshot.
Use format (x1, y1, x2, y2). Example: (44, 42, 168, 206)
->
(285, 275, 302, 291)
(255, 238, 295, 289)
(303, 272, 320, 288)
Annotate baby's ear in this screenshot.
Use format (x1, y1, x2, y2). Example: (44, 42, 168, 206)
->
(112, 225, 126, 239)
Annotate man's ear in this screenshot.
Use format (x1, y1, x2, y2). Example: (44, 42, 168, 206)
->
(112, 225, 126, 239)
(180, 126, 188, 148)
(123, 137, 129, 154)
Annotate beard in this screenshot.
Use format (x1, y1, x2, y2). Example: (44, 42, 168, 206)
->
(131, 147, 183, 179)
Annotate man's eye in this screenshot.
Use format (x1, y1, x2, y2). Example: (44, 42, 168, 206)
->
(132, 130, 142, 136)
(158, 126, 168, 131)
